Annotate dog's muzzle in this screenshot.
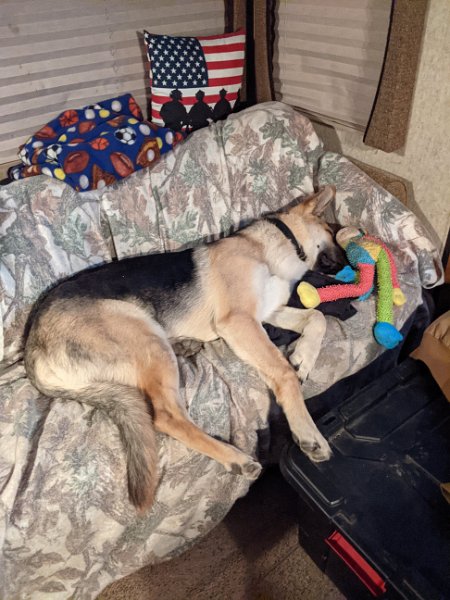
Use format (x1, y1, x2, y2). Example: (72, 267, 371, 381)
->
(315, 246, 346, 274)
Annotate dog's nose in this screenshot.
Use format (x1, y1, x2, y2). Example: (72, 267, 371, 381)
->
(317, 248, 346, 274)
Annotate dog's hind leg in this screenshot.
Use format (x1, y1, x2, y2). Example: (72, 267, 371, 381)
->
(137, 337, 261, 480)
(216, 313, 331, 462)
(265, 307, 327, 383)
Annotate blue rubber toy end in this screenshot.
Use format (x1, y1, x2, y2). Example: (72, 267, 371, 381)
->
(373, 322, 403, 349)
(335, 265, 356, 283)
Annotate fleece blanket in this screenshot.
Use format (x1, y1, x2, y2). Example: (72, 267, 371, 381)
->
(0, 102, 443, 599)
(7, 94, 183, 191)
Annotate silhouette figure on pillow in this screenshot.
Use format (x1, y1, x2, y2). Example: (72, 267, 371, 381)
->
(187, 90, 213, 132)
(160, 89, 188, 133)
(212, 89, 232, 121)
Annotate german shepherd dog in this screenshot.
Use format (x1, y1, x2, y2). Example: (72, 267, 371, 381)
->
(24, 185, 344, 512)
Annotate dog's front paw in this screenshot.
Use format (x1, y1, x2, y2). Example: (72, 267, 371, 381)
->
(290, 351, 314, 383)
(300, 438, 332, 462)
(292, 431, 332, 463)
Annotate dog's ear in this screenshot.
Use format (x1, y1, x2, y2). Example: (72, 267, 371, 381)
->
(292, 185, 336, 216)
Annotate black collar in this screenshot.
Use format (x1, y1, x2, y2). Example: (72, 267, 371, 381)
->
(266, 217, 308, 262)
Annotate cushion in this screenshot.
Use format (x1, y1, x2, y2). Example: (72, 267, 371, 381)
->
(144, 29, 245, 133)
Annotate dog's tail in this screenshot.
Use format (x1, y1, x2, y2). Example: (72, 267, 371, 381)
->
(53, 383, 158, 513)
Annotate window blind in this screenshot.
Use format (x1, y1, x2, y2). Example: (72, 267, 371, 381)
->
(273, 0, 391, 129)
(0, 0, 225, 164)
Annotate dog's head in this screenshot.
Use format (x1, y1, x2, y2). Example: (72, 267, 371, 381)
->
(285, 186, 346, 274)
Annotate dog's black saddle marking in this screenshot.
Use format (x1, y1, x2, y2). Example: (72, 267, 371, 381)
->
(36, 249, 197, 325)
(24, 249, 198, 340)
(266, 218, 308, 262)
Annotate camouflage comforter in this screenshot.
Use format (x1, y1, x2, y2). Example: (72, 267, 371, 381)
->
(0, 102, 443, 599)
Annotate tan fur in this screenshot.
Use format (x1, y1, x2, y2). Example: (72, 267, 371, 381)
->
(24, 186, 338, 512)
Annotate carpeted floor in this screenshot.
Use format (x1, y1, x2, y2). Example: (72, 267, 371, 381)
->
(98, 467, 344, 600)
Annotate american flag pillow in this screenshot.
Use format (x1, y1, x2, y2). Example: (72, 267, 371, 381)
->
(144, 29, 245, 133)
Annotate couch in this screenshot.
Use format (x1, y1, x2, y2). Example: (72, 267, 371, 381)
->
(0, 102, 443, 599)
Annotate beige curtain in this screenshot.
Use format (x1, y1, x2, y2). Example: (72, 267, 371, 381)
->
(226, 0, 276, 106)
(0, 0, 226, 164)
(273, 0, 391, 130)
(226, 0, 248, 102)
(364, 0, 429, 152)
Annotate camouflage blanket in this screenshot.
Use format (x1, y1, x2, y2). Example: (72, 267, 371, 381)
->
(0, 102, 443, 599)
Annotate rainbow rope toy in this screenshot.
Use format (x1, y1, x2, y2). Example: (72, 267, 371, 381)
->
(298, 227, 406, 349)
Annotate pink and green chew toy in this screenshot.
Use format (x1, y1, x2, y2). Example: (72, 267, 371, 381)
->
(298, 227, 406, 349)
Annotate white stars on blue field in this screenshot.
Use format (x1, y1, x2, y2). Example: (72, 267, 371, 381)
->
(145, 34, 208, 89)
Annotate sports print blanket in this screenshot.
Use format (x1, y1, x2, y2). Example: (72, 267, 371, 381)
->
(0, 102, 443, 599)
(7, 94, 183, 191)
